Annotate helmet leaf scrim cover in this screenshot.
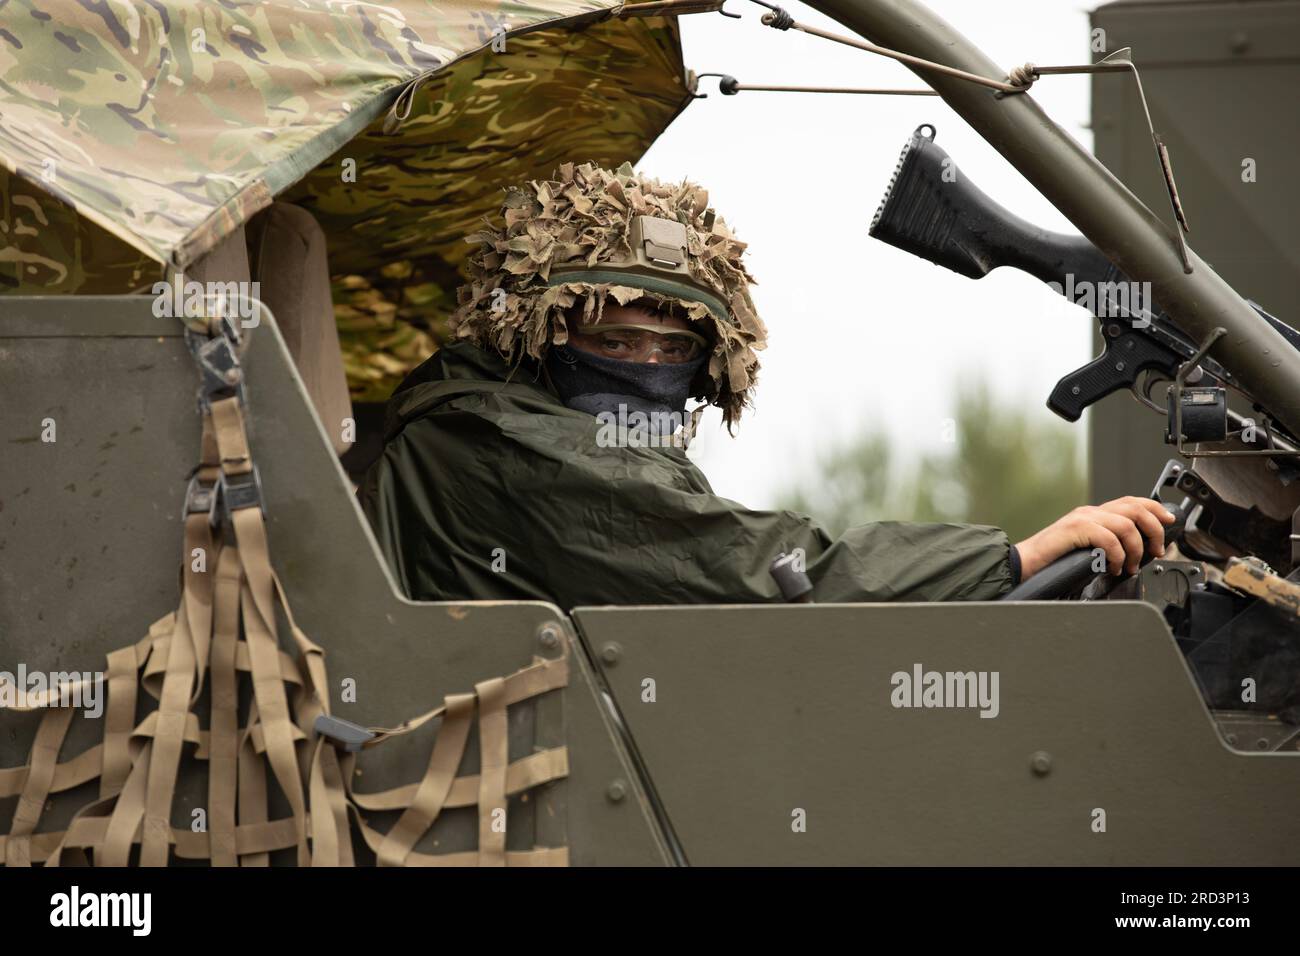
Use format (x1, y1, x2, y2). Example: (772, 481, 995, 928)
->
(448, 161, 768, 427)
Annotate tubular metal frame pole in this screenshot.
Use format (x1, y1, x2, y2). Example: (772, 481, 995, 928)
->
(802, 0, 1300, 437)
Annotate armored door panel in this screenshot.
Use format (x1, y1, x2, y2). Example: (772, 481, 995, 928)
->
(575, 602, 1300, 865)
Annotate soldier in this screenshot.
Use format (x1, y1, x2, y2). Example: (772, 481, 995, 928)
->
(358, 162, 1173, 607)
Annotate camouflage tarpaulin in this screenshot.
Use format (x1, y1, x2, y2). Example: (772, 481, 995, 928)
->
(0, 0, 695, 398)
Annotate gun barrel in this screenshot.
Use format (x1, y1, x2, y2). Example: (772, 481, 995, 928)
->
(808, 0, 1300, 438)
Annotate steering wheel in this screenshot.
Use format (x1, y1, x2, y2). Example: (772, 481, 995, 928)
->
(1000, 502, 1188, 601)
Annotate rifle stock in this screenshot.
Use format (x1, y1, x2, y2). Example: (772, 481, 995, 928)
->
(870, 125, 1122, 288)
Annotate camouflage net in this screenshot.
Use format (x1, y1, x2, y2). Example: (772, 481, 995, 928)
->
(449, 161, 767, 426)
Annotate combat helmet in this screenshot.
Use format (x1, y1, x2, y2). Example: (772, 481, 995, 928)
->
(449, 161, 768, 427)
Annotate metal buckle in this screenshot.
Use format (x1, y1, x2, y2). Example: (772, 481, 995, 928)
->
(314, 714, 376, 752)
(182, 473, 219, 525)
(213, 466, 264, 524)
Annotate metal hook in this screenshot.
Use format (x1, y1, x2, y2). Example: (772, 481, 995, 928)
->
(748, 0, 795, 29)
(692, 73, 741, 99)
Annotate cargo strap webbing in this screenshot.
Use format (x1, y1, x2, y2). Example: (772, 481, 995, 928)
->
(0, 319, 569, 867)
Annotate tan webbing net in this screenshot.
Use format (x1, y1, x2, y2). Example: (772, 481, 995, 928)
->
(0, 316, 569, 867)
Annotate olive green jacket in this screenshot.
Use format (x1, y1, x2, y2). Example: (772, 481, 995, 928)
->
(359, 343, 1015, 607)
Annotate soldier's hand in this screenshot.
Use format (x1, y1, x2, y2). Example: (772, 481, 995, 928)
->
(1015, 496, 1177, 581)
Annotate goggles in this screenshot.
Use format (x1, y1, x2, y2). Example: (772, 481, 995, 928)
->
(571, 323, 708, 364)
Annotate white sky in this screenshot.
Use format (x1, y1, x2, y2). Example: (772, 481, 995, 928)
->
(639, 0, 1101, 508)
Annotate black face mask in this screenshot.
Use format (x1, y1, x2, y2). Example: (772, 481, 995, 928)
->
(546, 345, 706, 436)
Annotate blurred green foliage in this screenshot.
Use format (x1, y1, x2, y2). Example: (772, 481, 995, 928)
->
(779, 382, 1087, 542)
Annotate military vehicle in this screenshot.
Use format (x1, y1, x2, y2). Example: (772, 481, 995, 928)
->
(1, 0, 1298, 868)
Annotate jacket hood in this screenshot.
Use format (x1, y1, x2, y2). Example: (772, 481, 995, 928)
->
(383, 342, 566, 442)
